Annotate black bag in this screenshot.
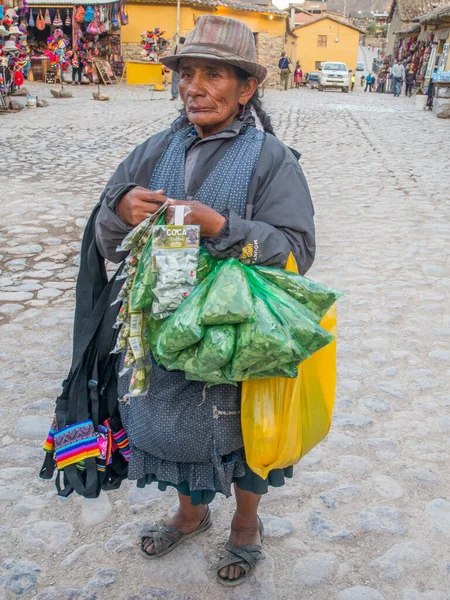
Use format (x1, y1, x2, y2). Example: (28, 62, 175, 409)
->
(40, 203, 128, 498)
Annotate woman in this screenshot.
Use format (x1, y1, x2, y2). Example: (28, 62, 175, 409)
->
(95, 15, 315, 586)
(405, 65, 416, 97)
(294, 61, 303, 89)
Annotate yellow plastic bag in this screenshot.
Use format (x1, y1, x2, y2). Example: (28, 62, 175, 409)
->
(240, 254, 337, 480)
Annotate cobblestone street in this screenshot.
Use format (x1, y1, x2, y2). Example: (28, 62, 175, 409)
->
(1, 84, 450, 600)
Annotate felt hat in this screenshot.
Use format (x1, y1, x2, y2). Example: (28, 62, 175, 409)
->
(161, 15, 267, 84)
(3, 40, 18, 52)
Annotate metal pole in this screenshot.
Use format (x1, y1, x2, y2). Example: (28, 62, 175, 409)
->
(176, 0, 181, 45)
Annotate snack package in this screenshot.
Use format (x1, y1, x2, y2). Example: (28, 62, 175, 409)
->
(150, 206, 200, 319)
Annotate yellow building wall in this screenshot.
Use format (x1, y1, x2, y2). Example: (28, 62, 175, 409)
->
(122, 3, 285, 45)
(295, 19, 360, 74)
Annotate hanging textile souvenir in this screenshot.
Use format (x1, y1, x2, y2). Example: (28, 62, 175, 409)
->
(65, 9, 71, 26)
(36, 9, 45, 30)
(84, 5, 94, 22)
(97, 7, 105, 33)
(75, 5, 85, 22)
(53, 10, 63, 27)
(111, 3, 119, 29)
(86, 18, 99, 35)
(28, 8, 35, 26)
(44, 9, 51, 25)
(120, 0, 128, 26)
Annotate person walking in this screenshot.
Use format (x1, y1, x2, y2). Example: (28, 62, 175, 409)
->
(392, 59, 405, 97)
(365, 73, 373, 92)
(351, 73, 356, 91)
(170, 36, 185, 101)
(93, 14, 315, 587)
(294, 61, 302, 89)
(405, 65, 416, 97)
(360, 74, 366, 87)
(278, 51, 291, 91)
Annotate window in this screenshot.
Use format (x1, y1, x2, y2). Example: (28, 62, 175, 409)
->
(318, 35, 327, 47)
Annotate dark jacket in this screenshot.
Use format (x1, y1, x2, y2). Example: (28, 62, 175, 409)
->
(95, 114, 315, 273)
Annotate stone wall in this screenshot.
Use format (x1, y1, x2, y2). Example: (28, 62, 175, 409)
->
(122, 43, 144, 62)
(256, 32, 286, 89)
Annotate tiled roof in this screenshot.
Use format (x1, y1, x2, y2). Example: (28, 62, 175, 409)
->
(294, 13, 364, 32)
(419, 1, 450, 21)
(389, 0, 449, 22)
(131, 0, 287, 15)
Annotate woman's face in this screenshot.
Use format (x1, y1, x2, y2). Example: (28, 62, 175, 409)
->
(179, 58, 257, 136)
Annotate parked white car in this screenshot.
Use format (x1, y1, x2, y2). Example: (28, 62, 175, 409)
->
(318, 62, 350, 93)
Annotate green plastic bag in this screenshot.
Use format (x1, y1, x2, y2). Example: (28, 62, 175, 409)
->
(155, 276, 212, 356)
(246, 269, 334, 357)
(197, 247, 221, 282)
(255, 265, 342, 321)
(196, 325, 236, 371)
(198, 259, 254, 325)
(228, 293, 307, 381)
(186, 368, 236, 386)
(130, 213, 166, 312)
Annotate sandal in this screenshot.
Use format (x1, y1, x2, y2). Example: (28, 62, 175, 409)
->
(216, 516, 265, 587)
(140, 506, 212, 560)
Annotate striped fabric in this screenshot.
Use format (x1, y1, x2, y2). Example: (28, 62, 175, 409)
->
(54, 420, 100, 471)
(112, 428, 130, 461)
(43, 414, 58, 453)
(188, 15, 254, 60)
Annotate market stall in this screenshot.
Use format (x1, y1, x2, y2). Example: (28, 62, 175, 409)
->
(0, 7, 30, 107)
(124, 27, 168, 86)
(24, 0, 127, 83)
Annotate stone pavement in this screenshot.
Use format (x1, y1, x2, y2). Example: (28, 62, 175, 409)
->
(1, 83, 450, 600)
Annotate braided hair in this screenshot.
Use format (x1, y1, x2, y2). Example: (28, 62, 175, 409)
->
(235, 67, 276, 137)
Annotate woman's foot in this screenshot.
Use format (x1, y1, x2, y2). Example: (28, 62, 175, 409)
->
(218, 512, 262, 582)
(142, 504, 208, 556)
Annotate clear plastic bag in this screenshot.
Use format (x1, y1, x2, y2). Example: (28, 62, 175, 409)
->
(149, 211, 200, 319)
(129, 213, 166, 312)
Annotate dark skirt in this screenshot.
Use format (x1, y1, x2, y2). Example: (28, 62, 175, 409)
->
(136, 462, 294, 505)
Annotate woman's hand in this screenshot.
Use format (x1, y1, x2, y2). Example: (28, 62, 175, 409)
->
(167, 201, 226, 238)
(118, 187, 169, 226)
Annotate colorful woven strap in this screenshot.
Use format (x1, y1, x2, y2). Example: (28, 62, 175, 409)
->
(112, 428, 130, 461)
(43, 414, 58, 453)
(54, 420, 100, 470)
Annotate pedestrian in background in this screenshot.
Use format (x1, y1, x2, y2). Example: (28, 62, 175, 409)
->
(170, 36, 185, 101)
(350, 73, 356, 91)
(392, 59, 405, 97)
(71, 52, 82, 85)
(365, 73, 373, 92)
(360, 74, 366, 87)
(278, 51, 291, 91)
(294, 62, 302, 89)
(405, 65, 416, 97)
